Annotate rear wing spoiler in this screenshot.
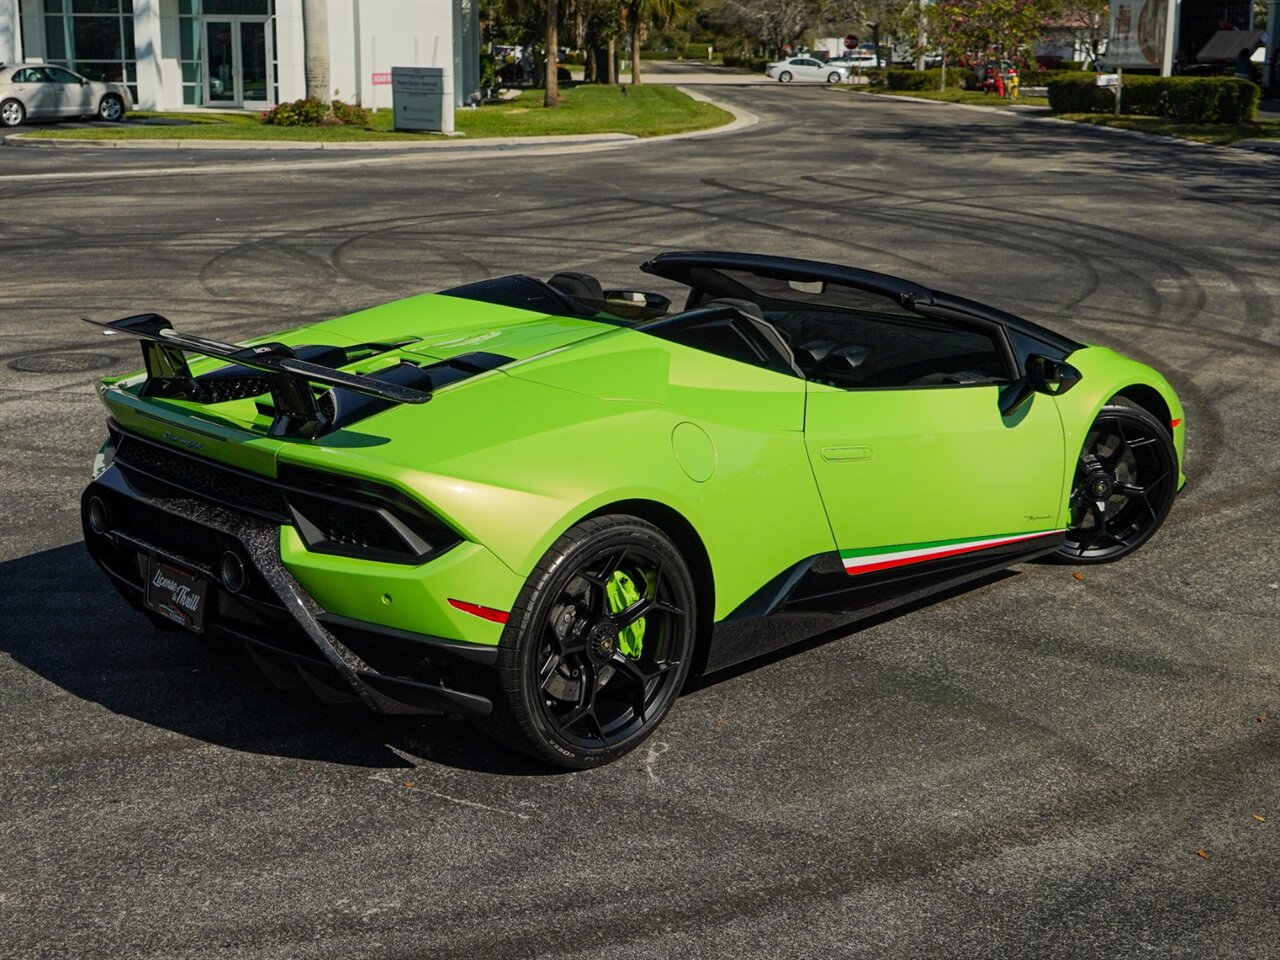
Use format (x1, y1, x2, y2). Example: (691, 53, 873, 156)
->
(84, 313, 432, 439)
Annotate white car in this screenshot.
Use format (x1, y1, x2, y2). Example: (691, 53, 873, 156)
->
(0, 63, 132, 128)
(827, 54, 881, 71)
(765, 57, 850, 84)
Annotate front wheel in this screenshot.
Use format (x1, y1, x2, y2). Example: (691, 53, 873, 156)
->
(484, 516, 697, 769)
(828, 72, 843, 83)
(0, 98, 25, 128)
(777, 71, 792, 83)
(1056, 402, 1177, 563)
(98, 95, 124, 121)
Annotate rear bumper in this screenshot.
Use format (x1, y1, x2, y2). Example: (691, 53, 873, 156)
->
(82, 465, 497, 716)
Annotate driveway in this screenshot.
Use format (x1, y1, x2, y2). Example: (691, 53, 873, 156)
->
(1, 86, 1278, 959)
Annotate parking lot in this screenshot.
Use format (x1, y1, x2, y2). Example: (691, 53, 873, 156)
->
(2, 86, 1278, 958)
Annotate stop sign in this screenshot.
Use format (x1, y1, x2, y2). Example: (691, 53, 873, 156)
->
(843, 34, 857, 50)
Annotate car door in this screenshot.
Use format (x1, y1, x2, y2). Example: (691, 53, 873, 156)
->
(799, 58, 824, 80)
(802, 313, 1066, 593)
(9, 67, 55, 117)
(44, 66, 92, 116)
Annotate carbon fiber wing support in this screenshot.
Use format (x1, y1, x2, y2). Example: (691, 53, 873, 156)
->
(84, 313, 431, 438)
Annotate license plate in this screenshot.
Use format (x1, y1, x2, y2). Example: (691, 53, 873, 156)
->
(144, 556, 209, 634)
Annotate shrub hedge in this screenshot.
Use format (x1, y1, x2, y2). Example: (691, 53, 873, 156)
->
(723, 54, 769, 72)
(1047, 74, 1261, 122)
(260, 97, 371, 127)
(681, 43, 718, 60)
(866, 67, 978, 90)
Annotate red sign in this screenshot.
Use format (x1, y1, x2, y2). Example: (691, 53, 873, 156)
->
(843, 34, 858, 50)
(371, 72, 392, 86)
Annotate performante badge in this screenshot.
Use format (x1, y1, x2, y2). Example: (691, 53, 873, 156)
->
(163, 431, 202, 451)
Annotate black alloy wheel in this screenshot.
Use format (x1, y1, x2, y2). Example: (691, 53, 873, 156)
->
(487, 516, 696, 769)
(1057, 402, 1177, 563)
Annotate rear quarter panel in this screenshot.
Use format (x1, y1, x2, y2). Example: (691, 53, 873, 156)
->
(279, 331, 838, 622)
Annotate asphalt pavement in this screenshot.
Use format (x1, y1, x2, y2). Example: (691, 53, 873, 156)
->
(1, 82, 1278, 960)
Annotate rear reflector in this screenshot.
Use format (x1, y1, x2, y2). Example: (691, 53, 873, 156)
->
(448, 599, 510, 624)
(1170, 418, 1183, 428)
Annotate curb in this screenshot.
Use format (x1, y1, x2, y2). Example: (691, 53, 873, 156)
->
(0, 89, 752, 155)
(852, 90, 1280, 162)
(0, 130, 637, 152)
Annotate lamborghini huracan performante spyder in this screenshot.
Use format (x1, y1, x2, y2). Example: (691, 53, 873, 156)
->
(81, 252, 1185, 767)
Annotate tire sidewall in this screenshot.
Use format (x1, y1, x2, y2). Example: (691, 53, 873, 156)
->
(496, 516, 697, 769)
(99, 95, 123, 121)
(0, 99, 24, 128)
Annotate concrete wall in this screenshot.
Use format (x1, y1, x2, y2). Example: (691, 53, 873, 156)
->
(0, 0, 21, 63)
(4, 0, 478, 108)
(275, 0, 305, 103)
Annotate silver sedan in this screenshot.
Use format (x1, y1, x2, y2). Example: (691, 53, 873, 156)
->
(0, 64, 133, 128)
(764, 58, 850, 84)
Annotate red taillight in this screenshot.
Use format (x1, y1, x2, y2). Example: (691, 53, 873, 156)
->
(1170, 418, 1183, 428)
(448, 598, 510, 624)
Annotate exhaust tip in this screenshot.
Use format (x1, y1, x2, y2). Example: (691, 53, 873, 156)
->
(87, 496, 110, 535)
(220, 551, 247, 594)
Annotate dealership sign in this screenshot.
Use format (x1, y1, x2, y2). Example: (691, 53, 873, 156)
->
(1108, 0, 1169, 67)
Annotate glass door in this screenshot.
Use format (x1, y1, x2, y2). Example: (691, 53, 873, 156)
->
(203, 18, 273, 107)
(239, 20, 271, 107)
(205, 20, 236, 103)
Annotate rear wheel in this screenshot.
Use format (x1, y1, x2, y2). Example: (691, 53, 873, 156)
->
(778, 71, 792, 83)
(0, 99, 25, 128)
(1056, 402, 1177, 563)
(98, 95, 124, 121)
(484, 516, 696, 769)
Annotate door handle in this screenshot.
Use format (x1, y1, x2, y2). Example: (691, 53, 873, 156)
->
(822, 445, 873, 462)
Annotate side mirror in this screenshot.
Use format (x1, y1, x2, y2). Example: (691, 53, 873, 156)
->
(80, 78, 87, 86)
(999, 354, 1082, 417)
(1029, 355, 1082, 396)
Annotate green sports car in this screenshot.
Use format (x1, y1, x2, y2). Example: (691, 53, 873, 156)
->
(81, 252, 1185, 768)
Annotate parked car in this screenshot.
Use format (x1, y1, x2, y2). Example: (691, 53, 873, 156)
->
(0, 63, 131, 127)
(828, 54, 880, 71)
(765, 57, 850, 83)
(80, 251, 1184, 768)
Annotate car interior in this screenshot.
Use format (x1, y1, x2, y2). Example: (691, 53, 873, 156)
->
(543, 268, 1012, 390)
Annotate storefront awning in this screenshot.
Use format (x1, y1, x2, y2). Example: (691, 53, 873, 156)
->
(1196, 30, 1264, 63)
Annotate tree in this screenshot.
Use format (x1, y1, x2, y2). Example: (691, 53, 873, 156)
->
(1045, 0, 1108, 65)
(623, 0, 687, 84)
(934, 0, 1047, 66)
(546, 0, 561, 106)
(716, 0, 825, 56)
(302, 0, 330, 100)
(823, 0, 911, 66)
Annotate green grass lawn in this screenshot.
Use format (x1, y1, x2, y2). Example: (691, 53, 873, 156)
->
(1053, 113, 1280, 146)
(20, 86, 731, 142)
(875, 88, 1049, 108)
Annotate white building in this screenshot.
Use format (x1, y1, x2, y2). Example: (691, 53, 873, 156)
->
(0, 0, 480, 111)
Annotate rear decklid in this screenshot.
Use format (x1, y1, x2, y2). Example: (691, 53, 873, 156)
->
(92, 293, 619, 475)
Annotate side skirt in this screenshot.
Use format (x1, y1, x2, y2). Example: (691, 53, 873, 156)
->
(701, 531, 1064, 674)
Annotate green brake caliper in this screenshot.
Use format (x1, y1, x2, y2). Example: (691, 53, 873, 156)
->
(605, 570, 645, 659)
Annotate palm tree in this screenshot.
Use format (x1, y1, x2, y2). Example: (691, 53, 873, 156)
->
(302, 0, 330, 101)
(624, 0, 683, 86)
(545, 0, 561, 106)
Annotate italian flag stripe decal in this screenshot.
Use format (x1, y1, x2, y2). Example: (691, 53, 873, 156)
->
(840, 530, 1065, 576)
